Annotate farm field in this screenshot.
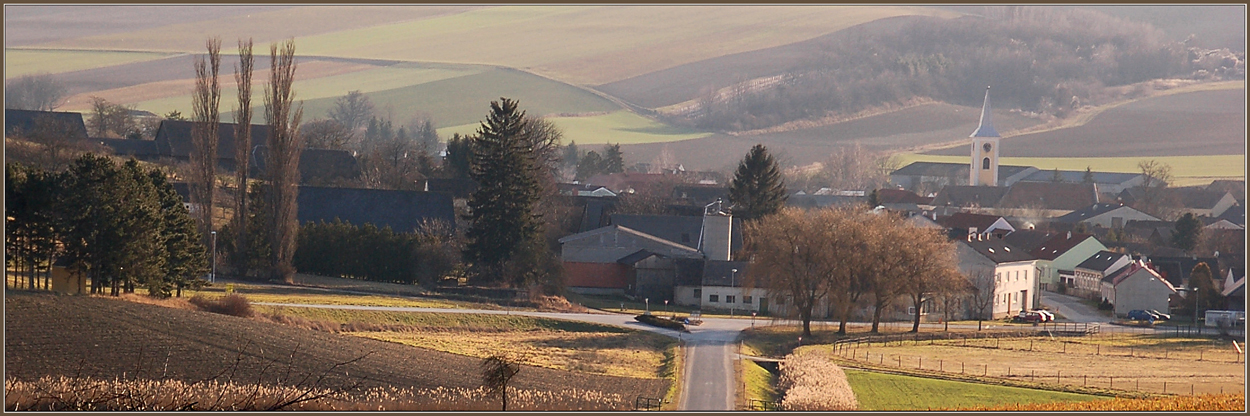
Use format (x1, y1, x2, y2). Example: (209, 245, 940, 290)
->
(188, 283, 497, 310)
(825, 334, 1245, 395)
(4, 49, 178, 78)
(896, 154, 1245, 187)
(925, 87, 1246, 158)
(3, 5, 290, 46)
(844, 369, 1105, 410)
(3, 291, 670, 409)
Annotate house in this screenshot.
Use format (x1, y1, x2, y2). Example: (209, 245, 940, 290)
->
(1141, 256, 1220, 288)
(153, 119, 270, 170)
(1071, 251, 1133, 299)
(584, 172, 673, 194)
(1206, 179, 1245, 203)
(930, 185, 1010, 211)
(995, 182, 1100, 217)
(425, 178, 479, 200)
(606, 214, 744, 254)
(678, 260, 771, 314)
(889, 162, 1036, 193)
(905, 212, 944, 229)
(939, 212, 1015, 238)
(1117, 187, 1238, 218)
(556, 182, 616, 198)
(876, 188, 933, 205)
(49, 258, 86, 295)
(1100, 261, 1177, 317)
(250, 146, 361, 185)
(672, 185, 728, 206)
(1213, 203, 1245, 227)
(100, 138, 161, 160)
(1001, 229, 1054, 253)
(1202, 217, 1245, 230)
(955, 236, 1039, 318)
(295, 186, 456, 233)
(4, 109, 90, 141)
(1029, 232, 1106, 292)
(1016, 170, 1147, 194)
(1053, 203, 1160, 229)
(1222, 269, 1245, 311)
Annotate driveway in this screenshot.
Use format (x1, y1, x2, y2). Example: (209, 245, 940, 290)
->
(1040, 291, 1109, 323)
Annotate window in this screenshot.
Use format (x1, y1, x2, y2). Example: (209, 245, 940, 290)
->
(983, 157, 991, 170)
(693, 289, 701, 299)
(726, 295, 736, 304)
(743, 296, 753, 304)
(709, 295, 719, 303)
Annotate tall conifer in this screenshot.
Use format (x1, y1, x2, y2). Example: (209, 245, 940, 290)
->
(728, 144, 788, 220)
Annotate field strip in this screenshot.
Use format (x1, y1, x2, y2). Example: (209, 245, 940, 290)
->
(897, 154, 1245, 185)
(5, 48, 180, 78)
(437, 110, 714, 145)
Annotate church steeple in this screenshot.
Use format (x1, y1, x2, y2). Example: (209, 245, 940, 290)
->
(970, 86, 999, 138)
(969, 86, 1001, 186)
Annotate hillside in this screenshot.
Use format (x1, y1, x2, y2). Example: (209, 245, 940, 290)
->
(3, 292, 669, 400)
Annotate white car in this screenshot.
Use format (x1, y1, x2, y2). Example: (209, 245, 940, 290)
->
(1033, 309, 1055, 322)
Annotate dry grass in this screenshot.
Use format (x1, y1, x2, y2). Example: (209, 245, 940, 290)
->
(777, 351, 857, 411)
(950, 393, 1245, 411)
(187, 294, 253, 317)
(4, 376, 632, 411)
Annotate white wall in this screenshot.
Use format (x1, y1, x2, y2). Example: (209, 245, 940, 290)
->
(992, 261, 1038, 318)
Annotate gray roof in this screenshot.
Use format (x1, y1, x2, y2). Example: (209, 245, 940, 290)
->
(154, 119, 270, 160)
(1002, 230, 1054, 253)
(425, 178, 478, 198)
(787, 194, 866, 209)
(1075, 250, 1129, 273)
(702, 260, 750, 287)
(296, 186, 456, 233)
(891, 161, 968, 178)
(101, 138, 160, 157)
(5, 109, 89, 141)
(251, 145, 360, 184)
(608, 214, 744, 253)
(969, 87, 999, 138)
(959, 238, 1034, 263)
(1054, 203, 1133, 223)
(931, 185, 1010, 208)
(1020, 170, 1142, 185)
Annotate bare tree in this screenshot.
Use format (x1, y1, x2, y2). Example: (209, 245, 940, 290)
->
(327, 90, 374, 132)
(897, 226, 960, 332)
(263, 39, 304, 284)
(810, 143, 899, 192)
(966, 269, 996, 331)
(480, 355, 520, 411)
(191, 37, 223, 249)
(87, 97, 135, 138)
(302, 119, 355, 150)
(742, 207, 851, 337)
(231, 38, 255, 278)
(4, 73, 68, 111)
(1135, 159, 1180, 220)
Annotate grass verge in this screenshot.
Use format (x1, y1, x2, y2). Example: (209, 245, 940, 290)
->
(844, 368, 1106, 411)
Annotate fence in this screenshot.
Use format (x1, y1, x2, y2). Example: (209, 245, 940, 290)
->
(633, 396, 661, 411)
(829, 333, 1245, 396)
(748, 398, 782, 411)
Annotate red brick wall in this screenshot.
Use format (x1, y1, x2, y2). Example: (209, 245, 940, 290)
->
(563, 262, 631, 289)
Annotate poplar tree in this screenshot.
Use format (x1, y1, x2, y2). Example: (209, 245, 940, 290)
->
(729, 144, 788, 220)
(230, 38, 255, 278)
(190, 37, 222, 250)
(263, 39, 303, 283)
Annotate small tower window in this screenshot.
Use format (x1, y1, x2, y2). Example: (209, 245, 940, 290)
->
(982, 157, 991, 170)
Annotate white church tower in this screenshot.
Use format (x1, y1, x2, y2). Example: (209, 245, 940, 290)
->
(969, 86, 1000, 186)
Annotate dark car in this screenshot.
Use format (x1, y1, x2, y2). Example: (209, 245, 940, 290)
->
(1126, 309, 1158, 322)
(1016, 310, 1044, 323)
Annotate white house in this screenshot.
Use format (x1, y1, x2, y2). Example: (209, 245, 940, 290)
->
(1071, 250, 1133, 300)
(1028, 232, 1106, 292)
(955, 236, 1040, 319)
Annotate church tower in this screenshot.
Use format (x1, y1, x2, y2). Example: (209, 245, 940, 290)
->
(969, 86, 1000, 186)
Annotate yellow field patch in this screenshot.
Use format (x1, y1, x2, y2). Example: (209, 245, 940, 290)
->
(5, 49, 176, 78)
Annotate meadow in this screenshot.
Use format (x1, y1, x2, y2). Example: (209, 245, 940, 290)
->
(844, 369, 1106, 411)
(4, 48, 177, 78)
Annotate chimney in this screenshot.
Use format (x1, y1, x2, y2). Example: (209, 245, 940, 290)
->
(1067, 231, 1072, 239)
(969, 227, 978, 236)
(699, 199, 733, 261)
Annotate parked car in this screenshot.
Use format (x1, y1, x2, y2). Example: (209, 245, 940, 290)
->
(1148, 309, 1171, 321)
(1126, 309, 1158, 322)
(1034, 309, 1055, 322)
(1015, 310, 1044, 323)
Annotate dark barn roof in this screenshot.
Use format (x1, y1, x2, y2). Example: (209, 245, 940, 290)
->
(5, 109, 89, 141)
(100, 138, 161, 158)
(959, 238, 1034, 264)
(154, 119, 270, 160)
(425, 178, 479, 199)
(296, 186, 456, 233)
(931, 185, 1010, 208)
(1001, 230, 1054, 253)
(997, 182, 1098, 211)
(702, 260, 750, 287)
(608, 214, 744, 253)
(251, 145, 360, 184)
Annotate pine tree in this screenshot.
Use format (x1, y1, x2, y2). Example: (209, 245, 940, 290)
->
(575, 151, 604, 181)
(728, 144, 788, 220)
(1083, 166, 1095, 183)
(149, 169, 208, 297)
(1171, 212, 1202, 252)
(601, 143, 625, 174)
(464, 98, 543, 284)
(444, 133, 473, 179)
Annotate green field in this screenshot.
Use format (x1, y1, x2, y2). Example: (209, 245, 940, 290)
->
(440, 110, 713, 145)
(897, 154, 1245, 187)
(5, 48, 176, 78)
(844, 369, 1105, 411)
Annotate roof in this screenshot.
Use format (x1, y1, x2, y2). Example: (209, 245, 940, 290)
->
(997, 182, 1099, 211)
(787, 194, 866, 209)
(959, 238, 1034, 264)
(1144, 256, 1220, 287)
(557, 224, 704, 258)
(672, 185, 729, 204)
(100, 138, 160, 157)
(4, 109, 89, 141)
(939, 212, 1009, 233)
(1019, 170, 1143, 185)
(1002, 230, 1054, 252)
(170, 182, 191, 203)
(425, 178, 479, 199)
(1171, 187, 1233, 210)
(1075, 250, 1130, 273)
(1053, 203, 1157, 224)
(1104, 262, 1176, 293)
(295, 186, 456, 233)
(1030, 233, 1096, 260)
(154, 119, 270, 160)
(877, 188, 930, 204)
(1215, 203, 1245, 226)
(702, 260, 750, 287)
(931, 185, 1009, 208)
(1223, 276, 1245, 298)
(891, 161, 969, 178)
(251, 146, 360, 184)
(584, 172, 671, 193)
(969, 87, 999, 138)
(616, 249, 659, 265)
(608, 214, 744, 253)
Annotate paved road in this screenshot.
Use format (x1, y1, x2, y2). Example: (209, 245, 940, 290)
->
(1040, 291, 1109, 323)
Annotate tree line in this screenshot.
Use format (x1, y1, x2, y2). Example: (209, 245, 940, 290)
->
(677, 6, 1205, 132)
(5, 156, 208, 297)
(293, 219, 460, 286)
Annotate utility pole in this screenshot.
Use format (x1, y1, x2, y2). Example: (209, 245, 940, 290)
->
(210, 230, 217, 283)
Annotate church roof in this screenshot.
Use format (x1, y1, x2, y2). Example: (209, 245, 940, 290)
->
(969, 86, 999, 138)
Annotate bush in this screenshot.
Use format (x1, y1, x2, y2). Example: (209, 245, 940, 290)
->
(188, 294, 253, 318)
(634, 314, 686, 331)
(777, 352, 857, 411)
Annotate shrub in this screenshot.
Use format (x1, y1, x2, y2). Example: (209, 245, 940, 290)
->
(777, 352, 857, 411)
(634, 314, 686, 331)
(188, 294, 253, 318)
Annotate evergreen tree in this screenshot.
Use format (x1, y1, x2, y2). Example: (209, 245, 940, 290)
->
(149, 169, 208, 297)
(1051, 168, 1063, 182)
(464, 98, 543, 284)
(1083, 166, 1095, 183)
(601, 143, 625, 174)
(575, 151, 604, 181)
(728, 144, 788, 220)
(1172, 212, 1203, 252)
(443, 133, 473, 180)
(867, 189, 881, 208)
(562, 141, 580, 172)
(1187, 262, 1222, 317)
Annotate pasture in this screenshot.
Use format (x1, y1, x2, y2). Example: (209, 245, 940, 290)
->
(843, 369, 1106, 410)
(896, 154, 1245, 187)
(4, 48, 176, 78)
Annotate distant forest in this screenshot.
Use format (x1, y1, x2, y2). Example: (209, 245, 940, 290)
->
(680, 6, 1243, 132)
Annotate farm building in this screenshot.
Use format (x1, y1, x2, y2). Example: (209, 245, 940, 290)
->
(295, 186, 456, 233)
(954, 235, 1040, 319)
(557, 224, 705, 297)
(153, 119, 270, 171)
(1071, 251, 1134, 300)
(1052, 202, 1160, 229)
(250, 145, 360, 185)
(889, 162, 1036, 194)
(1016, 170, 1147, 194)
(1100, 261, 1177, 317)
(4, 109, 89, 141)
(1117, 187, 1238, 218)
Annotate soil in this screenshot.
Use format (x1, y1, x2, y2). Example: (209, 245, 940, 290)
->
(3, 291, 669, 399)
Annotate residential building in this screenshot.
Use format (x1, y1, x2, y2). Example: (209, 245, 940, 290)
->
(939, 212, 1016, 238)
(1029, 232, 1106, 292)
(1100, 261, 1177, 317)
(955, 236, 1039, 318)
(1053, 202, 1160, 229)
(1071, 251, 1133, 299)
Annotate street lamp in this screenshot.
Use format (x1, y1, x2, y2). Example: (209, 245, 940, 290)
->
(664, 299, 670, 317)
(752, 311, 757, 328)
(730, 268, 738, 317)
(210, 231, 217, 283)
(645, 298, 650, 315)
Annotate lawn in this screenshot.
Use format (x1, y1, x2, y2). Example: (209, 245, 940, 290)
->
(4, 48, 177, 78)
(844, 369, 1106, 411)
(896, 154, 1244, 187)
(741, 359, 779, 407)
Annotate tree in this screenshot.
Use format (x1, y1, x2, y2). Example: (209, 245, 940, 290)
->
(802, 143, 898, 192)
(1083, 166, 1095, 183)
(413, 117, 440, 154)
(149, 168, 208, 297)
(361, 123, 427, 191)
(1172, 213, 1203, 252)
(463, 98, 543, 286)
(1136, 159, 1177, 219)
(190, 37, 223, 252)
(728, 144, 788, 220)
(230, 38, 256, 279)
(897, 226, 960, 332)
(301, 119, 355, 150)
(966, 270, 996, 331)
(14, 113, 97, 168)
(741, 207, 847, 337)
(1051, 168, 1063, 182)
(263, 39, 304, 284)
(561, 141, 580, 178)
(87, 97, 136, 138)
(328, 90, 374, 132)
(5, 163, 61, 290)
(480, 355, 521, 411)
(443, 133, 472, 179)
(601, 143, 625, 174)
(164, 110, 186, 120)
(4, 73, 67, 111)
(1187, 262, 1221, 320)
(575, 150, 604, 181)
